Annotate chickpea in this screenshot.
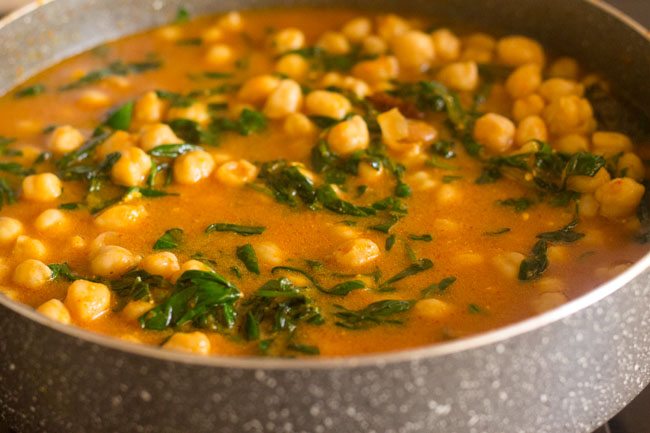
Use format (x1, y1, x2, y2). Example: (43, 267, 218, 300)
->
(436, 61, 479, 92)
(163, 332, 211, 355)
(121, 300, 154, 322)
(77, 89, 112, 108)
(217, 11, 243, 32)
(13, 235, 47, 261)
(109, 146, 152, 187)
(332, 238, 380, 268)
(49, 125, 85, 154)
(138, 123, 182, 152)
(538, 78, 584, 102)
(95, 204, 147, 231)
(463, 32, 496, 51)
(492, 252, 525, 279)
(617, 153, 645, 181)
(328, 115, 369, 155)
(263, 79, 303, 119)
(275, 54, 309, 80)
(317, 31, 350, 54)
(531, 292, 567, 314)
(141, 251, 180, 279)
(515, 115, 548, 147)
(133, 91, 164, 124)
(341, 17, 372, 42)
(567, 167, 610, 193)
(173, 150, 215, 184)
(91, 245, 138, 278)
(592, 131, 633, 156)
(357, 161, 384, 184)
(407, 120, 438, 144)
(436, 184, 462, 206)
(13, 259, 52, 289)
(36, 299, 71, 324)
(173, 259, 214, 282)
(460, 46, 493, 63)
(505, 64, 542, 99)
(361, 35, 387, 56)
(579, 193, 600, 218)
(391, 30, 435, 71)
(238, 75, 281, 104)
(553, 133, 590, 154)
(543, 96, 595, 136)
(255, 241, 284, 266)
(22, 173, 62, 202)
(453, 252, 484, 267)
(512, 94, 546, 122)
(96, 130, 135, 160)
(272, 28, 305, 54)
(202, 26, 224, 43)
(496, 35, 545, 66)
(407, 170, 437, 191)
(156, 25, 183, 41)
(283, 112, 315, 138)
(167, 102, 210, 126)
(431, 28, 460, 61)
(595, 178, 645, 219)
(473, 113, 516, 154)
(34, 208, 68, 233)
(204, 43, 234, 68)
(547, 57, 580, 80)
(64, 279, 111, 321)
(375, 14, 410, 40)
(413, 299, 453, 321)
(305, 90, 351, 120)
(0, 217, 23, 245)
(351, 56, 399, 85)
(215, 159, 259, 187)
(377, 108, 412, 151)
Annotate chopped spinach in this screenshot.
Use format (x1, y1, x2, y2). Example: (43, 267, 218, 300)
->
(15, 83, 45, 98)
(205, 223, 265, 236)
(105, 101, 133, 131)
(334, 299, 415, 329)
(59, 60, 162, 91)
(421, 276, 457, 298)
(153, 228, 183, 250)
(236, 244, 260, 274)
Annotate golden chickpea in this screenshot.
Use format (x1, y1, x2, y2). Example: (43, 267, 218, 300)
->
(272, 28, 305, 54)
(167, 102, 210, 126)
(617, 153, 645, 181)
(543, 96, 595, 136)
(204, 43, 235, 68)
(512, 93, 546, 122)
(96, 130, 135, 160)
(413, 299, 453, 321)
(22, 173, 62, 202)
(255, 241, 284, 267)
(391, 30, 435, 71)
(305, 90, 351, 120)
(357, 161, 384, 184)
(174, 259, 213, 281)
(0, 217, 23, 245)
(579, 193, 600, 218)
(121, 300, 154, 322)
(473, 113, 516, 154)
(361, 35, 387, 56)
(215, 159, 259, 187)
(163, 332, 211, 355)
(238, 75, 281, 104)
(173, 150, 215, 184)
(436, 61, 479, 91)
(592, 131, 633, 156)
(333, 238, 380, 269)
(13, 259, 52, 289)
(567, 167, 610, 193)
(77, 89, 112, 108)
(49, 125, 85, 154)
(460, 46, 493, 63)
(515, 115, 548, 147)
(138, 123, 182, 152)
(553, 133, 590, 154)
(275, 54, 309, 80)
(351, 56, 399, 85)
(13, 235, 47, 261)
(547, 57, 580, 80)
(141, 251, 180, 279)
(595, 178, 645, 219)
(407, 119, 438, 144)
(94, 204, 148, 231)
(492, 252, 525, 279)
(341, 17, 372, 42)
(328, 115, 370, 155)
(34, 208, 68, 233)
(202, 26, 224, 43)
(531, 292, 567, 314)
(317, 31, 351, 54)
(377, 108, 411, 151)
(505, 64, 542, 99)
(263, 79, 303, 119)
(463, 32, 496, 51)
(376, 14, 410, 40)
(407, 171, 437, 191)
(496, 35, 545, 66)
(436, 184, 462, 206)
(133, 91, 164, 124)
(36, 299, 71, 324)
(538, 78, 584, 102)
(217, 11, 243, 32)
(64, 279, 111, 321)
(91, 245, 138, 278)
(110, 146, 152, 187)
(431, 28, 460, 61)
(283, 113, 315, 137)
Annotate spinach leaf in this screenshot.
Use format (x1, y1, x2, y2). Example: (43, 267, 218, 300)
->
(381, 258, 434, 288)
(334, 299, 415, 329)
(271, 266, 365, 296)
(48, 263, 82, 281)
(536, 218, 584, 243)
(236, 244, 260, 274)
(385, 234, 396, 251)
(408, 233, 433, 242)
(498, 197, 534, 213)
(286, 343, 320, 355)
(110, 269, 172, 307)
(421, 276, 457, 298)
(212, 108, 267, 136)
(153, 228, 183, 250)
(167, 119, 218, 145)
(15, 83, 45, 98)
(174, 6, 190, 24)
(0, 162, 33, 177)
(0, 179, 15, 209)
(518, 240, 548, 281)
(483, 227, 511, 236)
(148, 143, 201, 158)
(316, 184, 376, 217)
(59, 60, 162, 91)
(205, 223, 265, 236)
(105, 101, 133, 131)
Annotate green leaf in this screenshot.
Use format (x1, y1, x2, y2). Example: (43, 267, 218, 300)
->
(408, 233, 433, 242)
(382, 258, 434, 287)
(110, 269, 171, 306)
(15, 83, 45, 98)
(213, 108, 267, 136)
(334, 300, 415, 329)
(286, 343, 320, 355)
(59, 60, 162, 91)
(205, 223, 265, 236)
(0, 179, 15, 209)
(536, 218, 584, 243)
(316, 184, 376, 217)
(326, 280, 365, 296)
(385, 234, 396, 251)
(271, 266, 364, 296)
(48, 263, 81, 281)
(173, 6, 190, 24)
(148, 143, 201, 158)
(167, 119, 218, 145)
(483, 227, 511, 236)
(518, 240, 548, 281)
(498, 197, 534, 213)
(244, 311, 260, 341)
(237, 244, 260, 274)
(0, 162, 33, 176)
(421, 276, 457, 298)
(105, 101, 134, 131)
(153, 228, 183, 250)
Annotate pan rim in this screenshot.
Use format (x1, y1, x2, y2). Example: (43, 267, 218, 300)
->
(0, 0, 649, 370)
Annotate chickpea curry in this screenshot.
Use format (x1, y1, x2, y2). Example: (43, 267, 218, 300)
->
(0, 8, 648, 357)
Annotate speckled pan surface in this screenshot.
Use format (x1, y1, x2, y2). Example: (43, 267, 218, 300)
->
(0, 1, 649, 432)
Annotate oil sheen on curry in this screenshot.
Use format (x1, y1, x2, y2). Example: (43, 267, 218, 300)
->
(0, 8, 648, 357)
